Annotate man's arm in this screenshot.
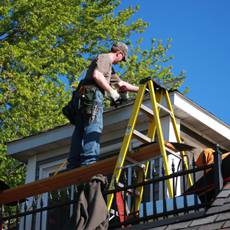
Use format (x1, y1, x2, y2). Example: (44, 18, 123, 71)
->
(117, 80, 139, 93)
(93, 69, 120, 101)
(93, 69, 114, 92)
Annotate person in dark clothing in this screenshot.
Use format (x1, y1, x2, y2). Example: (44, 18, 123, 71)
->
(67, 42, 139, 169)
(75, 174, 109, 230)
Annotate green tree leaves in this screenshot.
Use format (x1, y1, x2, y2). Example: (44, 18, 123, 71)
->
(118, 38, 185, 90)
(0, 0, 148, 187)
(0, 0, 185, 187)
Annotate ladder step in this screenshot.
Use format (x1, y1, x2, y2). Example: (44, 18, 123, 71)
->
(141, 102, 173, 117)
(157, 103, 173, 117)
(140, 104, 154, 118)
(133, 130, 152, 143)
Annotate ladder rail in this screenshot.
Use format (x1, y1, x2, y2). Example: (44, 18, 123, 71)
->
(107, 78, 192, 214)
(165, 90, 193, 187)
(107, 84, 147, 210)
(132, 90, 163, 212)
(148, 80, 174, 198)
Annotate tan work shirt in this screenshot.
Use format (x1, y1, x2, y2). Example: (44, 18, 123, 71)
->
(84, 53, 121, 86)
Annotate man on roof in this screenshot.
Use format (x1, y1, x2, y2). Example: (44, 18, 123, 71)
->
(67, 42, 139, 169)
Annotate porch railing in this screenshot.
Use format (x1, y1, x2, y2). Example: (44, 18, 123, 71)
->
(0, 145, 224, 230)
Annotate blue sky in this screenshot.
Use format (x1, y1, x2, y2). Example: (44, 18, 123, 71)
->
(119, 0, 230, 125)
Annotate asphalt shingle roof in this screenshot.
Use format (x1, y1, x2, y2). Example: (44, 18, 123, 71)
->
(158, 182, 230, 229)
(126, 182, 230, 230)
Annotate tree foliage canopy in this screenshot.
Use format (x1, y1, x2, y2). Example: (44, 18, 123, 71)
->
(0, 0, 185, 187)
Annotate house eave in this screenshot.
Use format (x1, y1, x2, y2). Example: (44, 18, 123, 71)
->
(7, 91, 230, 162)
(172, 93, 230, 150)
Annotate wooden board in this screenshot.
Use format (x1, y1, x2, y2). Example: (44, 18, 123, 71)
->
(0, 142, 164, 205)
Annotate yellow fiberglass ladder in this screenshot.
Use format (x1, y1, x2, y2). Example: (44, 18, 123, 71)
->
(107, 77, 193, 213)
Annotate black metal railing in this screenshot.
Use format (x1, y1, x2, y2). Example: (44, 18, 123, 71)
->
(0, 145, 223, 230)
(0, 185, 79, 230)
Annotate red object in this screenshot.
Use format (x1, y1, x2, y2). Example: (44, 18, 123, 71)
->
(115, 192, 127, 223)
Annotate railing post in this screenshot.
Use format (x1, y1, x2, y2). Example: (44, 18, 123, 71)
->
(213, 144, 223, 196)
(0, 204, 2, 230)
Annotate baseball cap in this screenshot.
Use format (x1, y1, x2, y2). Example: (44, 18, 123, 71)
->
(112, 42, 128, 62)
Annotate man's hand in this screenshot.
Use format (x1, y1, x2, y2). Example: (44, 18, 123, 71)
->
(118, 80, 139, 93)
(118, 85, 128, 93)
(108, 88, 120, 102)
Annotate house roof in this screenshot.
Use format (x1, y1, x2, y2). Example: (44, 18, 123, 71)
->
(6, 91, 230, 162)
(126, 182, 230, 230)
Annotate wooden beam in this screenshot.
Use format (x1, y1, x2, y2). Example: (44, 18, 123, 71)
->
(0, 143, 162, 205)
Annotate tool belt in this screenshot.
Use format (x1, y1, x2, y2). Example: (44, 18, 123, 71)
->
(79, 85, 100, 121)
(62, 89, 80, 125)
(62, 84, 101, 125)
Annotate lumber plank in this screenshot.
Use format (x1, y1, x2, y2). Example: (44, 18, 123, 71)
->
(0, 142, 162, 204)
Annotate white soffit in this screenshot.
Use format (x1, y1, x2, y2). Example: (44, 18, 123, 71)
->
(173, 93, 230, 143)
(7, 125, 74, 158)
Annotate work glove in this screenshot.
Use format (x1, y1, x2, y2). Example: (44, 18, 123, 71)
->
(108, 88, 120, 102)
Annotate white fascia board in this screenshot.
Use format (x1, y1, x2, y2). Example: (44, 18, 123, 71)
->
(7, 125, 74, 155)
(7, 104, 134, 157)
(104, 101, 133, 127)
(173, 93, 230, 140)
